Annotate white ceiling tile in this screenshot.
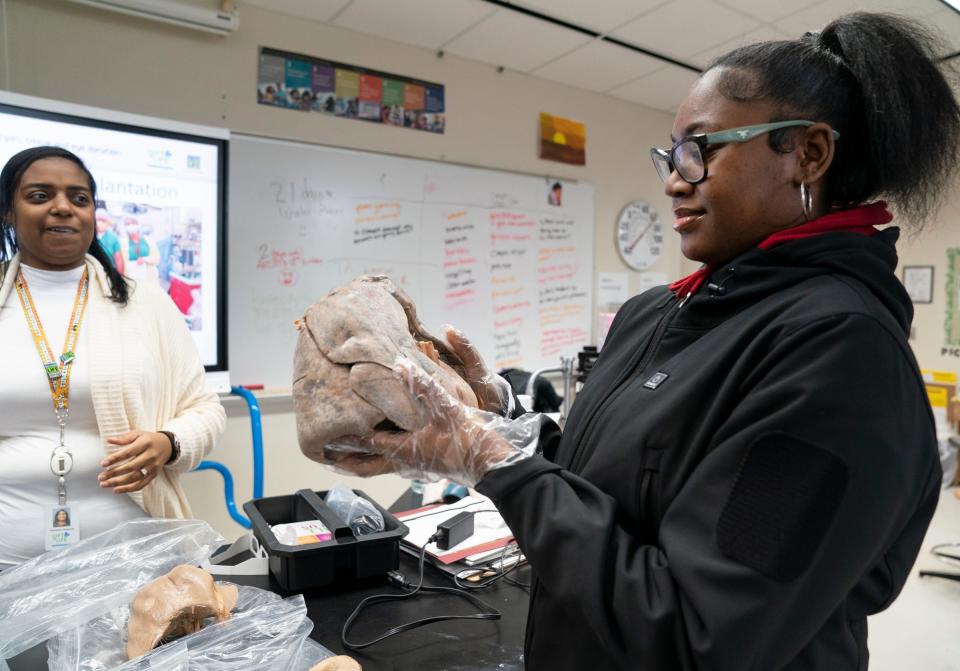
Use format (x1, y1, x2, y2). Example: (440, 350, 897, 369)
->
(503, 0, 667, 33)
(239, 0, 352, 23)
(240, 0, 958, 103)
(860, 0, 948, 18)
(611, 0, 761, 60)
(772, 3, 856, 39)
(687, 24, 792, 69)
(714, 0, 831, 24)
(531, 39, 666, 92)
(332, 0, 497, 50)
(608, 65, 700, 113)
(442, 9, 593, 72)
(774, 0, 946, 37)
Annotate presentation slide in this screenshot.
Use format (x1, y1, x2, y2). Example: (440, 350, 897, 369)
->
(0, 93, 227, 370)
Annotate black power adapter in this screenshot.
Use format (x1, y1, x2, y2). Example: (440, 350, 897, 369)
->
(435, 511, 475, 550)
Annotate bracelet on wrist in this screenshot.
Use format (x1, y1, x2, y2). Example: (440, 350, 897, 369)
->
(159, 430, 181, 464)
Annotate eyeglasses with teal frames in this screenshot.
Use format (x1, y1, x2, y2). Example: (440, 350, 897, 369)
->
(650, 120, 841, 185)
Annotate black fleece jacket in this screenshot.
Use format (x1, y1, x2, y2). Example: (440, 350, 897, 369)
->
(477, 229, 941, 670)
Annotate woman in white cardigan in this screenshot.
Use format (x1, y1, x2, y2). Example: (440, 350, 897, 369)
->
(0, 146, 225, 567)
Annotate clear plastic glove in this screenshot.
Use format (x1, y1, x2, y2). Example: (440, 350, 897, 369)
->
(443, 326, 515, 416)
(325, 357, 539, 487)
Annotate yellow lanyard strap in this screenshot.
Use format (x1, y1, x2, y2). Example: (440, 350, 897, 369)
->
(15, 268, 90, 417)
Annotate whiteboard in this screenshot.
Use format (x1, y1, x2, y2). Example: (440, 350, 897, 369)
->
(228, 134, 594, 388)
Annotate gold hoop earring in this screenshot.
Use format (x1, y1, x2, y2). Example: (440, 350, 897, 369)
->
(800, 182, 813, 220)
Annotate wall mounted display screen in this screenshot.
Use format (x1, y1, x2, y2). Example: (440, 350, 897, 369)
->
(0, 92, 228, 371)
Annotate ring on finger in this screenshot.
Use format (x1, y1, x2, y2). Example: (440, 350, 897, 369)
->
(139, 467, 149, 478)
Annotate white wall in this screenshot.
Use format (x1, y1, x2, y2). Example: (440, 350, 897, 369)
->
(2, 1, 956, 538)
(0, 0, 681, 536)
(896, 182, 960, 373)
(0, 0, 682, 293)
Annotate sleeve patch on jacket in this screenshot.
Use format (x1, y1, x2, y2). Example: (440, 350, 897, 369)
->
(717, 432, 849, 582)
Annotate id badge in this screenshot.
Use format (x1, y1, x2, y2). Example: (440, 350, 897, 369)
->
(44, 504, 80, 551)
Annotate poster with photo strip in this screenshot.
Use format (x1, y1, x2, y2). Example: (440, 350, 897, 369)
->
(258, 47, 445, 134)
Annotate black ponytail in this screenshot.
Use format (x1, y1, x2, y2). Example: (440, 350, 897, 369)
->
(0, 146, 130, 304)
(708, 12, 960, 228)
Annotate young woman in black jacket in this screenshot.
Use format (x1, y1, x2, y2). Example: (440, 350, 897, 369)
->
(310, 12, 959, 670)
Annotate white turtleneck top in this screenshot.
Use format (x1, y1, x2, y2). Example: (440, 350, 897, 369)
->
(0, 263, 144, 567)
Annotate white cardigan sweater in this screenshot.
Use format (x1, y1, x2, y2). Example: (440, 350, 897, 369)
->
(0, 253, 225, 518)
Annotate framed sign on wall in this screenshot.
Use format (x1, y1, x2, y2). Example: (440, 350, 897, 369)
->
(903, 265, 934, 304)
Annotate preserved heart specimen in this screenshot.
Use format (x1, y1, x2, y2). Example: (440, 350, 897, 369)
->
(127, 565, 238, 659)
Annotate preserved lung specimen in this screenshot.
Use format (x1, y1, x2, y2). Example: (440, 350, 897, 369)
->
(294, 275, 477, 460)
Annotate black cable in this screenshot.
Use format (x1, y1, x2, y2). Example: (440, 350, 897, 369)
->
(503, 573, 531, 590)
(453, 540, 529, 591)
(918, 542, 960, 583)
(341, 531, 501, 650)
(919, 570, 960, 582)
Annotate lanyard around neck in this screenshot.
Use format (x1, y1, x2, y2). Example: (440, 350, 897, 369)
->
(15, 267, 90, 424)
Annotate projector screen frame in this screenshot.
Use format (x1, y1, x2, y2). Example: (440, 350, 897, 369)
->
(0, 91, 229, 372)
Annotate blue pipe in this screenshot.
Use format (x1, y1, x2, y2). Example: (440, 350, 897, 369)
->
(191, 386, 266, 529)
(230, 385, 265, 499)
(194, 460, 251, 528)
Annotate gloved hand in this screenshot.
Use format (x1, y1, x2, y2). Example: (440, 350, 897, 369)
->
(324, 357, 539, 487)
(444, 326, 515, 416)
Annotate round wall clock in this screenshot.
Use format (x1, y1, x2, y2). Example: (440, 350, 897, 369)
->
(616, 200, 663, 271)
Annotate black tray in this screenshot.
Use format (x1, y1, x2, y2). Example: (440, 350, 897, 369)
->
(244, 488, 408, 591)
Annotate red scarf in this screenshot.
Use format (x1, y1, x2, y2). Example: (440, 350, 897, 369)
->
(669, 202, 893, 299)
